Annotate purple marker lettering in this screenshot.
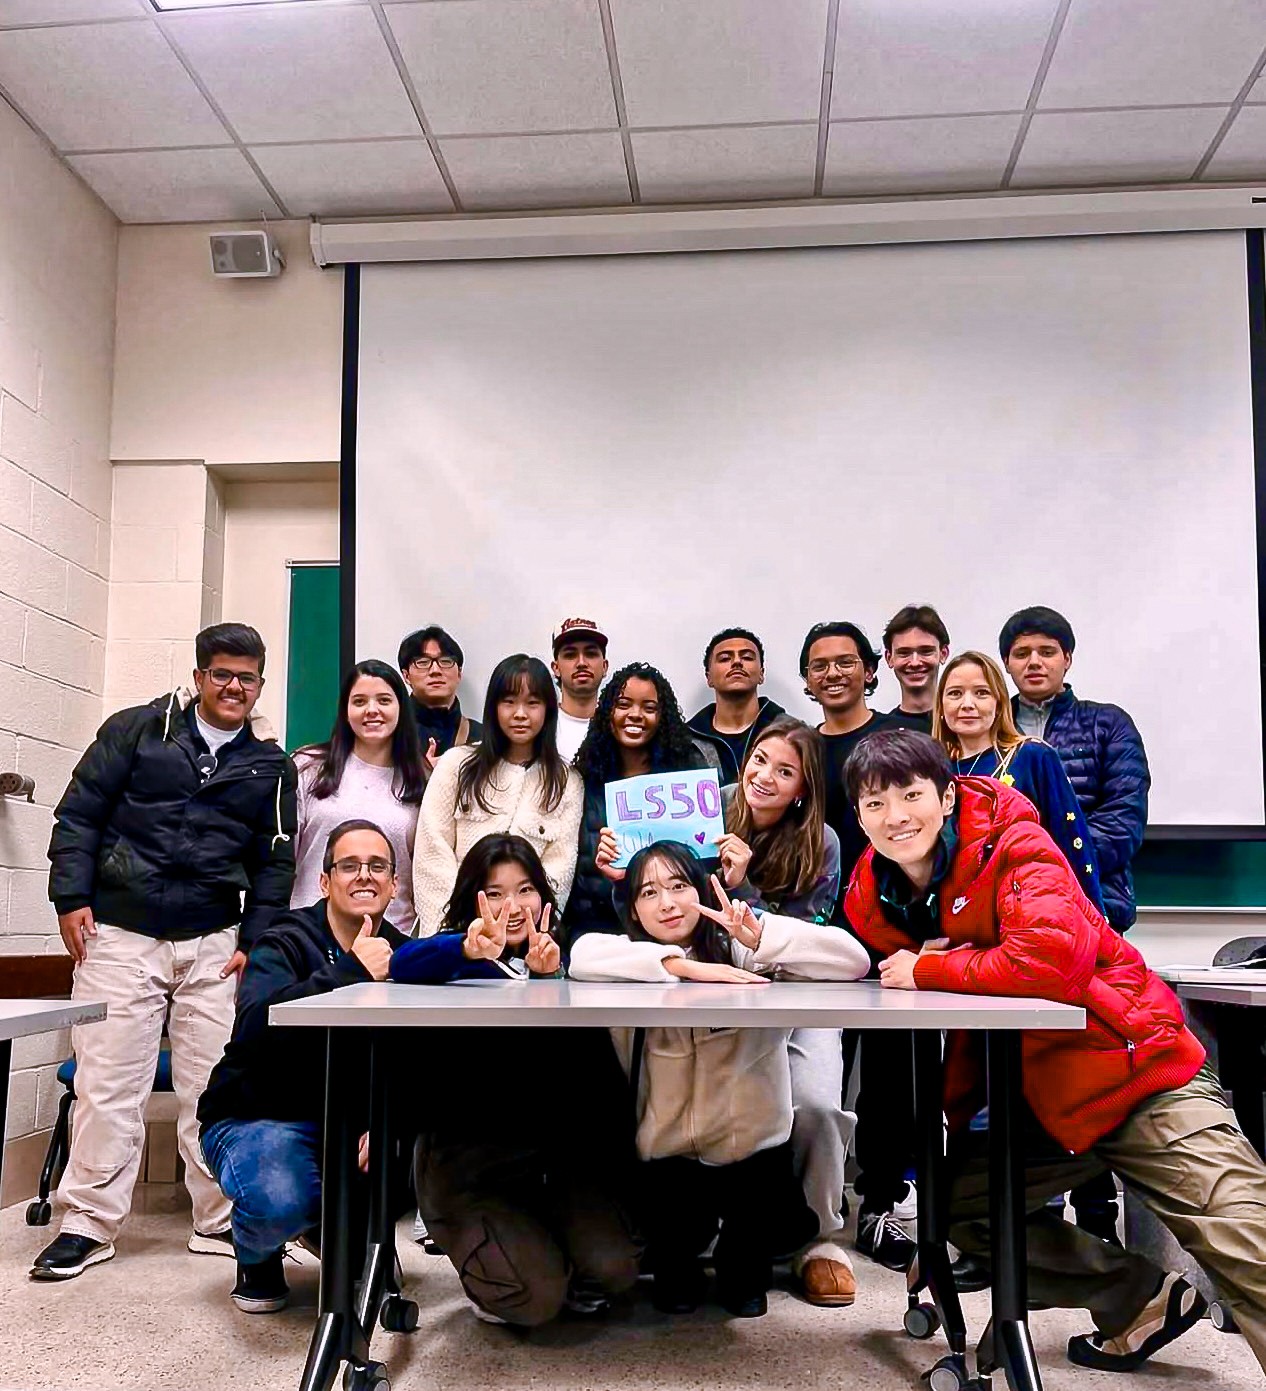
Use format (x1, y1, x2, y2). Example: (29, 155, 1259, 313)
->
(697, 780, 721, 820)
(669, 783, 695, 819)
(614, 790, 641, 821)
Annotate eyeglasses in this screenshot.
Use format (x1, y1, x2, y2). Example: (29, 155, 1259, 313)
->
(410, 656, 457, 672)
(807, 657, 863, 676)
(202, 667, 262, 691)
(329, 857, 394, 878)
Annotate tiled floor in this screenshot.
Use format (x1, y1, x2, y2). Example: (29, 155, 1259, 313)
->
(0, 1186, 1258, 1391)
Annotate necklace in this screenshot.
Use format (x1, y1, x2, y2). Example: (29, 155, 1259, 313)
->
(961, 747, 993, 776)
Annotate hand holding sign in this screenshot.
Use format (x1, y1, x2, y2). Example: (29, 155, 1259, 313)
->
(595, 827, 626, 883)
(604, 769, 724, 868)
(524, 904, 560, 976)
(696, 874, 763, 951)
(463, 891, 509, 962)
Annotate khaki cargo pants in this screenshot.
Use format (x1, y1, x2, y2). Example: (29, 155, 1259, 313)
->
(949, 1066, 1266, 1371)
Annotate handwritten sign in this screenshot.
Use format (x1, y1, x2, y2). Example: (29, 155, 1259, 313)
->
(604, 768, 724, 868)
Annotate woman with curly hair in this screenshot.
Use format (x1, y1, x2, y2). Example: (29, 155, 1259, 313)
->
(565, 663, 720, 948)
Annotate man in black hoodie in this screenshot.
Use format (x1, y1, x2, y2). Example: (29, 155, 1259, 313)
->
(687, 627, 784, 784)
(199, 819, 408, 1313)
(34, 623, 297, 1283)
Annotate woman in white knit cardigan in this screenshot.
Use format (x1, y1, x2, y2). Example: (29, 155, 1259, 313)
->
(413, 654, 584, 934)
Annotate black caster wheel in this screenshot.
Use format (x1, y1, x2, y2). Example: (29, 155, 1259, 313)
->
(25, 1200, 52, 1227)
(1210, 1300, 1240, 1334)
(904, 1302, 941, 1340)
(925, 1355, 967, 1391)
(342, 1360, 389, 1391)
(380, 1296, 420, 1333)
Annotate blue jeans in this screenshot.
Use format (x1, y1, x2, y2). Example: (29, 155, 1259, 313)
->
(201, 1118, 322, 1266)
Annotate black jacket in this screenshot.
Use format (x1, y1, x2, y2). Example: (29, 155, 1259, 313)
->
(48, 692, 297, 948)
(410, 698, 483, 757)
(565, 736, 723, 955)
(686, 697, 786, 785)
(198, 900, 408, 1131)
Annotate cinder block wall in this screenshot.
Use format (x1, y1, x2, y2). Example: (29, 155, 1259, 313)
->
(0, 98, 118, 1203)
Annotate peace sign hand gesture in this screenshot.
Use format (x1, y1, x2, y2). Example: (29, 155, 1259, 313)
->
(523, 904, 561, 976)
(463, 891, 510, 962)
(695, 873, 763, 951)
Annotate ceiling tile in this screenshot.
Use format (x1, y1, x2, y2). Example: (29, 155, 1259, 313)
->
(1038, 0, 1266, 109)
(832, 0, 1059, 119)
(250, 139, 453, 216)
(162, 5, 419, 143)
(823, 114, 1017, 196)
(439, 130, 629, 210)
(612, 0, 828, 127)
(66, 146, 280, 222)
(632, 123, 816, 202)
(0, 0, 146, 22)
(0, 20, 226, 149)
(1011, 107, 1228, 187)
(386, 0, 616, 136)
(1203, 104, 1266, 179)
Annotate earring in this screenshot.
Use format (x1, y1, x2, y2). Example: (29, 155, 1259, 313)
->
(793, 797, 804, 810)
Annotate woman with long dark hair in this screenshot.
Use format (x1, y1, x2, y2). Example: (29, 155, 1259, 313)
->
(412, 655, 583, 934)
(391, 834, 639, 1326)
(567, 662, 720, 947)
(569, 840, 868, 1318)
(291, 659, 427, 932)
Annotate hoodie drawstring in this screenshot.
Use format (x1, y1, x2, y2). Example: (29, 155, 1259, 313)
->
(271, 775, 291, 851)
(161, 689, 178, 741)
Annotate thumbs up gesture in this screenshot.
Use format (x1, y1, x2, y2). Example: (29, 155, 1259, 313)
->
(351, 913, 392, 981)
(523, 903, 561, 977)
(463, 891, 510, 962)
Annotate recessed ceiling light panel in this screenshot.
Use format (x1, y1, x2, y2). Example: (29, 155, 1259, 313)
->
(150, 0, 322, 12)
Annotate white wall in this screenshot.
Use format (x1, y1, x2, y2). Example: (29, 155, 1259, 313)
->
(0, 97, 118, 1196)
(221, 477, 340, 742)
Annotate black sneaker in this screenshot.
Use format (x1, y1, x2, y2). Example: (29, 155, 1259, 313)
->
(652, 1261, 707, 1314)
(951, 1252, 992, 1293)
(564, 1276, 611, 1316)
(855, 1208, 916, 1272)
(231, 1252, 289, 1314)
(30, 1233, 115, 1281)
(1068, 1273, 1207, 1371)
(1074, 1203, 1123, 1248)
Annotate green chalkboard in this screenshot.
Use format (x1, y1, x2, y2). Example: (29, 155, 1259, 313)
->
(1135, 840, 1266, 908)
(285, 563, 340, 754)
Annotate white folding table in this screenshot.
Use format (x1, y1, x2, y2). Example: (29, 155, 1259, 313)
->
(272, 978, 1084, 1391)
(0, 999, 107, 1199)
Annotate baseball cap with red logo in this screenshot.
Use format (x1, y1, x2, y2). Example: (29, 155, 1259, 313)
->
(552, 617, 609, 655)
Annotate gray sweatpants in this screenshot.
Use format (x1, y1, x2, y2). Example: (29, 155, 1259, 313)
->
(788, 1028, 857, 1268)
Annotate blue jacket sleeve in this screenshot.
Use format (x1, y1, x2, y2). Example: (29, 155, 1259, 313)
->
(1086, 707, 1150, 878)
(1015, 743, 1105, 914)
(390, 932, 504, 984)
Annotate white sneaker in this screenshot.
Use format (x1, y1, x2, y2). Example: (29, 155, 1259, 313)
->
(891, 1182, 918, 1225)
(188, 1228, 235, 1257)
(470, 1300, 508, 1326)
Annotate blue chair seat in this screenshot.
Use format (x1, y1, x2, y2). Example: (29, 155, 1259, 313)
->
(55, 1050, 174, 1094)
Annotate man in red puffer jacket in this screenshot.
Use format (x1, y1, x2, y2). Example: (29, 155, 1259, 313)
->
(842, 728, 1266, 1375)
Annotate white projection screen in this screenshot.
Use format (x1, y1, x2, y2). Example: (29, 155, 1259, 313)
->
(354, 230, 1264, 830)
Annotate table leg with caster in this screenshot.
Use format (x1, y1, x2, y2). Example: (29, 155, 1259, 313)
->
(984, 1031, 1042, 1391)
(907, 1031, 974, 1390)
(300, 1029, 368, 1391)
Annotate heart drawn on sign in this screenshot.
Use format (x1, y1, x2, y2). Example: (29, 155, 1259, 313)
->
(694, 832, 707, 844)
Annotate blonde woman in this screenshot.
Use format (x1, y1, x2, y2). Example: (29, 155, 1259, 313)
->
(934, 650, 1103, 912)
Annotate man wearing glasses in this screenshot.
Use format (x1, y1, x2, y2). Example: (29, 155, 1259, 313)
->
(35, 623, 297, 1282)
(799, 622, 917, 1274)
(398, 625, 483, 768)
(199, 819, 407, 1314)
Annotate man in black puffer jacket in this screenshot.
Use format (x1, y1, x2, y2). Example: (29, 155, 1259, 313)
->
(33, 623, 297, 1284)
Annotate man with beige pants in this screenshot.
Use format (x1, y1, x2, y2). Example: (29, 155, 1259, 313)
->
(33, 622, 297, 1281)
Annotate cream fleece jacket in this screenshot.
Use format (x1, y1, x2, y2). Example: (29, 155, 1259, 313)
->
(412, 746, 583, 934)
(568, 914, 869, 1164)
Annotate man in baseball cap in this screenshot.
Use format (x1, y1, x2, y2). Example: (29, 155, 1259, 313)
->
(551, 618, 609, 762)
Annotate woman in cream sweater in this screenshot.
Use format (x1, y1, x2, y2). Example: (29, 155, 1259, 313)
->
(413, 654, 583, 933)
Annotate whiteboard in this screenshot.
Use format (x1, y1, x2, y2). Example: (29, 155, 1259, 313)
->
(356, 231, 1262, 828)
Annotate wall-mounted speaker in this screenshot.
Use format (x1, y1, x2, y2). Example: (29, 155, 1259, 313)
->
(209, 230, 285, 279)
